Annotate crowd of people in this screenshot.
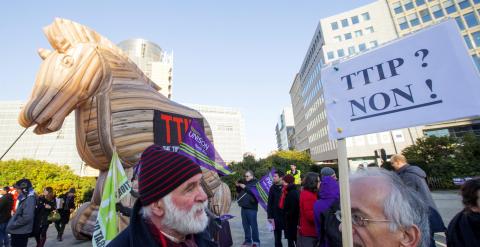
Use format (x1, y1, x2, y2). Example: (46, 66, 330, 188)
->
(236, 155, 479, 247)
(0, 180, 76, 247)
(1, 145, 478, 247)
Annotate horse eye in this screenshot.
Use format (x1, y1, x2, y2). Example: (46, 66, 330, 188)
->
(62, 55, 74, 67)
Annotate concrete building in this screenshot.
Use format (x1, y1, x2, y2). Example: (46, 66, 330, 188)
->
(0, 101, 98, 176)
(384, 0, 480, 137)
(186, 104, 247, 163)
(290, 0, 424, 167)
(275, 107, 295, 151)
(118, 39, 174, 99)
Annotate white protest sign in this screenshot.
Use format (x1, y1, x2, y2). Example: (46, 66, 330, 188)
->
(322, 19, 480, 140)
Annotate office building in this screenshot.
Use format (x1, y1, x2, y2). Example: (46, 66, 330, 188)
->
(186, 104, 247, 163)
(118, 39, 174, 99)
(275, 107, 295, 150)
(0, 101, 98, 176)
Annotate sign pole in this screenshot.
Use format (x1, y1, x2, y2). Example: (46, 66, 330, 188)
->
(337, 138, 353, 247)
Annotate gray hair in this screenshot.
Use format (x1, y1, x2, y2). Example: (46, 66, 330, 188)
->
(350, 168, 430, 247)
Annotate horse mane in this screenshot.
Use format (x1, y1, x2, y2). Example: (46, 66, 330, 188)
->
(43, 18, 160, 90)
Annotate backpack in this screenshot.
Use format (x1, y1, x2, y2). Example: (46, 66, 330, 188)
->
(320, 199, 342, 247)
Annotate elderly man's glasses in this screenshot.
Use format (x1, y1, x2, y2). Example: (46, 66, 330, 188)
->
(335, 210, 390, 227)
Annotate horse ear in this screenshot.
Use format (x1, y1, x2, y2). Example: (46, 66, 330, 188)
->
(38, 48, 52, 60)
(43, 24, 71, 53)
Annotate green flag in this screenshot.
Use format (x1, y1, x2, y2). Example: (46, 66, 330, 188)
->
(92, 151, 131, 247)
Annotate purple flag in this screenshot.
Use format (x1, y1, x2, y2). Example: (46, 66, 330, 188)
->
(178, 119, 233, 176)
(250, 168, 276, 211)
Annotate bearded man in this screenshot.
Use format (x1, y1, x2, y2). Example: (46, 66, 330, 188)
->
(108, 144, 216, 247)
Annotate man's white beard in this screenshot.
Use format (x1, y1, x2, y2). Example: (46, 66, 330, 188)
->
(161, 194, 209, 235)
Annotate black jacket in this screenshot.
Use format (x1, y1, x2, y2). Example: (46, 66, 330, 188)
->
(283, 184, 300, 240)
(237, 179, 258, 210)
(107, 199, 217, 247)
(0, 194, 13, 224)
(447, 209, 480, 247)
(36, 196, 56, 228)
(267, 184, 284, 229)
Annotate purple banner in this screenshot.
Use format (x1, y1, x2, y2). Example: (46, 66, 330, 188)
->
(178, 119, 233, 176)
(250, 168, 276, 211)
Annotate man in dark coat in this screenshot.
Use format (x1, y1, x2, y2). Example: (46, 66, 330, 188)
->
(55, 188, 75, 241)
(0, 186, 14, 247)
(236, 170, 259, 247)
(107, 145, 216, 247)
(391, 154, 445, 247)
(6, 179, 36, 247)
(267, 170, 284, 247)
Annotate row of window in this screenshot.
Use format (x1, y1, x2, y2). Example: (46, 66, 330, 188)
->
(326, 40, 379, 60)
(398, 7, 480, 31)
(331, 12, 371, 30)
(394, 0, 480, 16)
(333, 26, 375, 42)
(306, 109, 326, 132)
(311, 140, 337, 155)
(302, 77, 323, 108)
(301, 61, 322, 97)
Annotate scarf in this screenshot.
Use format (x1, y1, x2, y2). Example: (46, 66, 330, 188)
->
(278, 185, 288, 209)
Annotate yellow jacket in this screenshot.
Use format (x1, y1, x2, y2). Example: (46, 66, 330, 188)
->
(286, 169, 301, 185)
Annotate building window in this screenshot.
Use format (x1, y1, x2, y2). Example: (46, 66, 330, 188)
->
(398, 17, 409, 30)
(456, 16, 466, 30)
(420, 9, 432, 22)
(431, 4, 445, 18)
(359, 43, 367, 51)
(472, 55, 480, 71)
(344, 33, 352, 40)
(337, 49, 345, 57)
(370, 40, 379, 47)
(464, 34, 473, 49)
(327, 51, 334, 59)
(351, 15, 359, 24)
(416, 0, 426, 6)
(444, 0, 457, 14)
(341, 18, 349, 27)
(348, 46, 356, 55)
(366, 26, 374, 33)
(361, 12, 371, 21)
(404, 0, 414, 10)
(331, 22, 339, 30)
(472, 31, 480, 47)
(393, 2, 404, 14)
(457, 0, 471, 9)
(408, 13, 420, 27)
(354, 30, 363, 37)
(464, 12, 479, 27)
(334, 35, 342, 42)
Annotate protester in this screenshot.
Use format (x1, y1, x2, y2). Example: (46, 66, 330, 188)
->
(236, 170, 259, 247)
(107, 144, 216, 246)
(314, 168, 340, 247)
(446, 178, 480, 247)
(55, 188, 75, 241)
(281, 175, 299, 247)
(286, 164, 301, 185)
(34, 187, 56, 247)
(391, 154, 445, 246)
(339, 168, 429, 247)
(298, 172, 319, 247)
(6, 179, 36, 247)
(267, 170, 284, 247)
(0, 186, 14, 247)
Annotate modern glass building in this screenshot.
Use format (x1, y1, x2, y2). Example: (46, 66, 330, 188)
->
(290, 0, 424, 167)
(275, 107, 295, 151)
(186, 104, 247, 163)
(0, 101, 98, 176)
(118, 39, 174, 99)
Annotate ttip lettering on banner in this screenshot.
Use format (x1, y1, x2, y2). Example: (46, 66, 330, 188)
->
(340, 48, 441, 122)
(153, 110, 203, 152)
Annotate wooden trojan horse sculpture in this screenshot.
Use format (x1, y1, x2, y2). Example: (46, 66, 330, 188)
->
(18, 18, 231, 239)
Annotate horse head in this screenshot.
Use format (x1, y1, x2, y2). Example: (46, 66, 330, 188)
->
(19, 19, 107, 134)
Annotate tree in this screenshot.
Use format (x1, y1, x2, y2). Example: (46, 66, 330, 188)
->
(0, 159, 96, 204)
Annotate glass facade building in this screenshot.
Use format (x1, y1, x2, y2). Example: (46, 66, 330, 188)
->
(275, 107, 295, 151)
